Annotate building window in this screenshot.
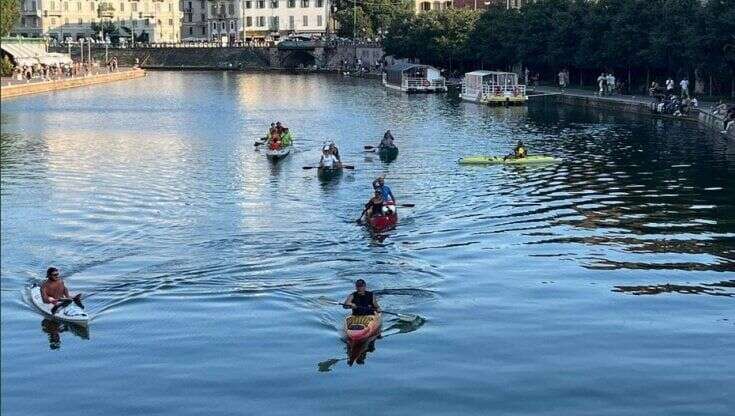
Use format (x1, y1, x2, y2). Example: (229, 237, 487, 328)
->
(256, 16, 265, 27)
(256, 0, 264, 8)
(316, 0, 322, 6)
(201, 26, 205, 35)
(90, 1, 94, 11)
(246, 16, 252, 26)
(288, 15, 293, 29)
(230, 20, 234, 30)
(270, 0, 278, 8)
(228, 3, 234, 14)
(302, 15, 307, 26)
(169, 18, 173, 26)
(76, 2, 80, 10)
(64, 17, 68, 24)
(145, 18, 149, 26)
(78, 17, 83, 24)
(51, 17, 56, 25)
(63, 2, 68, 10)
(119, 2, 123, 11)
(270, 16, 278, 29)
(21, 17, 25, 27)
(317, 14, 322, 26)
(155, 3, 160, 12)
(211, 4, 216, 13)
(201, 13, 205, 21)
(132, 20, 137, 27)
(189, 27, 193, 34)
(300, 0, 308, 7)
(220, 21, 225, 30)
(287, 0, 294, 7)
(420, 2, 429, 11)
(245, 1, 251, 8)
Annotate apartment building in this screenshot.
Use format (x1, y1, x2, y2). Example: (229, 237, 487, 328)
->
(10, 0, 182, 43)
(182, 0, 208, 39)
(240, 0, 329, 42)
(420, 0, 529, 12)
(414, 0, 452, 13)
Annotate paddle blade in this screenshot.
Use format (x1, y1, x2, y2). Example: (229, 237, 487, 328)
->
(303, 166, 316, 170)
(363, 145, 375, 150)
(399, 203, 415, 208)
(342, 165, 355, 170)
(50, 299, 72, 314)
(73, 294, 84, 309)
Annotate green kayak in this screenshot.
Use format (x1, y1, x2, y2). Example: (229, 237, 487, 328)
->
(317, 166, 343, 181)
(458, 155, 560, 165)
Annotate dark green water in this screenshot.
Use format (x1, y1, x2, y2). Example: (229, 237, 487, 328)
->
(1, 72, 734, 416)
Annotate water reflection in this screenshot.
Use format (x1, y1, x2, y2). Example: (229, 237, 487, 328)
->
(613, 280, 735, 297)
(41, 318, 89, 350)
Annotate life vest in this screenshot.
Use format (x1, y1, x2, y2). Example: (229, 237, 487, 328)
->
(352, 291, 375, 316)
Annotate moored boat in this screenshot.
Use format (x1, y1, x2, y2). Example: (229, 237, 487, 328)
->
(460, 71, 528, 106)
(382, 63, 447, 93)
(458, 155, 560, 165)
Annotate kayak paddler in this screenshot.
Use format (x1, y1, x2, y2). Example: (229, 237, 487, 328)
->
(504, 140, 527, 161)
(328, 142, 341, 162)
(343, 279, 381, 316)
(380, 130, 395, 149)
(41, 267, 82, 308)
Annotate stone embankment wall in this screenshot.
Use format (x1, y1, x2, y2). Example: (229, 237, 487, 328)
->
(1, 68, 146, 99)
(699, 110, 735, 139)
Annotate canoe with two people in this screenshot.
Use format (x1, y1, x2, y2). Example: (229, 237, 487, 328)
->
(361, 177, 397, 232)
(30, 267, 89, 325)
(318, 142, 343, 180)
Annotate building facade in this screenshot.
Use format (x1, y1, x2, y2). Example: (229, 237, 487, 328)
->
(239, 0, 329, 42)
(182, 0, 208, 39)
(446, 0, 530, 11)
(414, 0, 452, 13)
(11, 0, 182, 43)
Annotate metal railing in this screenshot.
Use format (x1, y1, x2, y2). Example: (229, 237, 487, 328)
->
(403, 77, 445, 89)
(462, 83, 527, 98)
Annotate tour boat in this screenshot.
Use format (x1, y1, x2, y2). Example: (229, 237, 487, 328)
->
(382, 63, 447, 93)
(460, 71, 528, 106)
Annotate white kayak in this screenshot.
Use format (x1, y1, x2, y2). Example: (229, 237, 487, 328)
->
(30, 284, 89, 325)
(265, 146, 292, 162)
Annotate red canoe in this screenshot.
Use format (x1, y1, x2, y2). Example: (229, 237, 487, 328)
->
(344, 313, 382, 345)
(367, 203, 397, 232)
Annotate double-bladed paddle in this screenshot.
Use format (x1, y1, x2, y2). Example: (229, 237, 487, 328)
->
(318, 297, 419, 322)
(50, 293, 87, 314)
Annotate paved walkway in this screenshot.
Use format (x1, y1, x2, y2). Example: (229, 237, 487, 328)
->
(1, 67, 128, 87)
(530, 85, 712, 111)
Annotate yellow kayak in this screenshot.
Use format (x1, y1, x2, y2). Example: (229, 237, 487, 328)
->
(458, 155, 560, 165)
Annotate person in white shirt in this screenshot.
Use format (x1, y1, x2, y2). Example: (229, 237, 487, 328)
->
(666, 78, 674, 92)
(319, 146, 339, 169)
(679, 79, 689, 98)
(597, 73, 605, 96)
(607, 73, 616, 94)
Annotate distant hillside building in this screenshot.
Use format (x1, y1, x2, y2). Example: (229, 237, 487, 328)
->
(10, 0, 182, 43)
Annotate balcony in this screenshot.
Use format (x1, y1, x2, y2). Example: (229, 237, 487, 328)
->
(43, 10, 63, 17)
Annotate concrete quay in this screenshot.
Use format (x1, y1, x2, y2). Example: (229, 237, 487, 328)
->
(1, 68, 146, 99)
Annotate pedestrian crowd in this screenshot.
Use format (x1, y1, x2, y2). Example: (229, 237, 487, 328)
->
(8, 57, 119, 84)
(649, 77, 699, 117)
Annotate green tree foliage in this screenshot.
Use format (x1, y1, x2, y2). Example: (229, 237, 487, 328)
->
(384, 8, 480, 69)
(0, 0, 21, 38)
(334, 0, 413, 39)
(91, 21, 120, 40)
(384, 0, 734, 94)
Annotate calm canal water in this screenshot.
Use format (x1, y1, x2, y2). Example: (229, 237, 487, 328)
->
(1, 72, 734, 416)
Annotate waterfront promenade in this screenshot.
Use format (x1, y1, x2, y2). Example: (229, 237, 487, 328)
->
(0, 67, 146, 99)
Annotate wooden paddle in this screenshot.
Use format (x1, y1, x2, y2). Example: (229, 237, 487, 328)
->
(318, 297, 419, 322)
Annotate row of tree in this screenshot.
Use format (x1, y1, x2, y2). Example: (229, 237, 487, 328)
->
(378, 0, 734, 96)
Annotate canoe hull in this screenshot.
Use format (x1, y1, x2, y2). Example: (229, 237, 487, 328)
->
(266, 146, 292, 162)
(458, 155, 560, 165)
(378, 146, 399, 162)
(367, 203, 397, 232)
(317, 166, 343, 181)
